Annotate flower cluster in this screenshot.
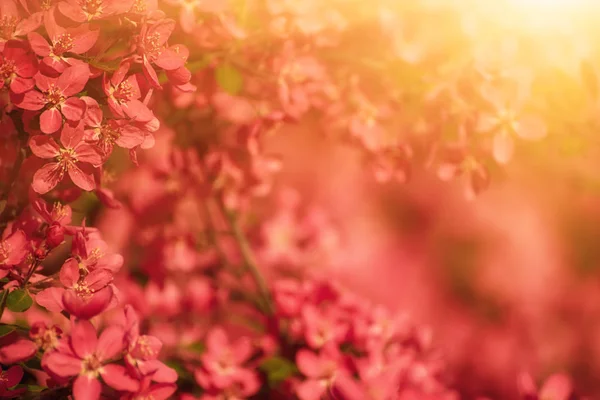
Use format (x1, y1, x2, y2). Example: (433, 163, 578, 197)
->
(0, 0, 596, 398)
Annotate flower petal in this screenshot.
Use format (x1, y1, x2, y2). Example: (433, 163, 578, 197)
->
(29, 135, 60, 158)
(515, 114, 547, 141)
(100, 364, 139, 392)
(70, 320, 98, 359)
(57, 64, 90, 97)
(73, 375, 102, 400)
(0, 338, 37, 364)
(68, 163, 96, 191)
(96, 325, 125, 361)
(32, 162, 63, 194)
(27, 32, 51, 57)
(35, 287, 66, 312)
(63, 285, 113, 319)
(44, 351, 83, 377)
(10, 76, 35, 94)
(40, 108, 63, 134)
(59, 258, 80, 287)
(12, 89, 45, 110)
(61, 97, 87, 121)
(492, 131, 514, 165)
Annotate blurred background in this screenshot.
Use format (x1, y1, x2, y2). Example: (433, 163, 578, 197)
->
(92, 0, 600, 398)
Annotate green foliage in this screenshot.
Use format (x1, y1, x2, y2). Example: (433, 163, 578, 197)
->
(0, 324, 15, 337)
(7, 289, 33, 312)
(259, 356, 299, 387)
(215, 64, 244, 95)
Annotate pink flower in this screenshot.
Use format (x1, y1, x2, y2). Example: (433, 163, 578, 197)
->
(0, 365, 25, 398)
(29, 321, 62, 352)
(71, 230, 124, 273)
(477, 87, 547, 165)
(518, 373, 573, 400)
(0, 0, 42, 46)
(58, 0, 134, 22)
(295, 349, 339, 400)
(0, 229, 28, 269)
(121, 379, 177, 400)
(36, 257, 114, 319)
(27, 21, 98, 73)
(29, 124, 102, 194)
(0, 40, 38, 94)
(121, 307, 172, 375)
(81, 96, 147, 158)
(194, 328, 260, 397)
(0, 332, 37, 364)
(13, 64, 89, 133)
(44, 320, 139, 400)
(134, 19, 187, 88)
(301, 305, 346, 350)
(103, 63, 154, 122)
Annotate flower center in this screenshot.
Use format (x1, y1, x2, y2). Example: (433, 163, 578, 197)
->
(0, 240, 10, 263)
(0, 59, 16, 82)
(131, 0, 147, 14)
(94, 123, 121, 155)
(51, 202, 68, 221)
(134, 336, 158, 358)
(0, 16, 18, 40)
(52, 33, 74, 56)
(81, 0, 104, 19)
(87, 247, 103, 264)
(32, 327, 60, 351)
(114, 81, 134, 103)
(73, 280, 93, 299)
(57, 148, 78, 171)
(40, 0, 56, 11)
(141, 32, 163, 59)
(81, 354, 103, 377)
(45, 86, 66, 108)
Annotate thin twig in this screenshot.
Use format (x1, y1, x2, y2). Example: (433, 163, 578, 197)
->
(216, 197, 274, 315)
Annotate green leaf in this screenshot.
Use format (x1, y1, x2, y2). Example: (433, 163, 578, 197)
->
(0, 324, 15, 337)
(259, 356, 298, 387)
(186, 341, 206, 354)
(215, 64, 244, 95)
(25, 385, 45, 392)
(6, 289, 33, 312)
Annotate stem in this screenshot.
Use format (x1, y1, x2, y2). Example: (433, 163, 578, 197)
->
(0, 289, 8, 322)
(216, 198, 274, 315)
(201, 198, 232, 270)
(22, 260, 41, 287)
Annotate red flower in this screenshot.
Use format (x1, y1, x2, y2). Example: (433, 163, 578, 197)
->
(194, 328, 260, 397)
(29, 124, 102, 193)
(27, 21, 98, 73)
(0, 0, 42, 47)
(518, 373, 573, 400)
(103, 63, 154, 122)
(477, 87, 547, 164)
(0, 229, 28, 269)
(44, 320, 139, 400)
(58, 0, 134, 23)
(295, 349, 340, 400)
(134, 19, 187, 88)
(71, 230, 124, 273)
(14, 64, 89, 133)
(0, 40, 38, 94)
(81, 96, 147, 158)
(0, 365, 25, 398)
(122, 305, 177, 383)
(0, 331, 37, 364)
(36, 257, 114, 319)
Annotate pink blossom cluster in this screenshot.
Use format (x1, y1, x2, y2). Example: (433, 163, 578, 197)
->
(0, 0, 596, 398)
